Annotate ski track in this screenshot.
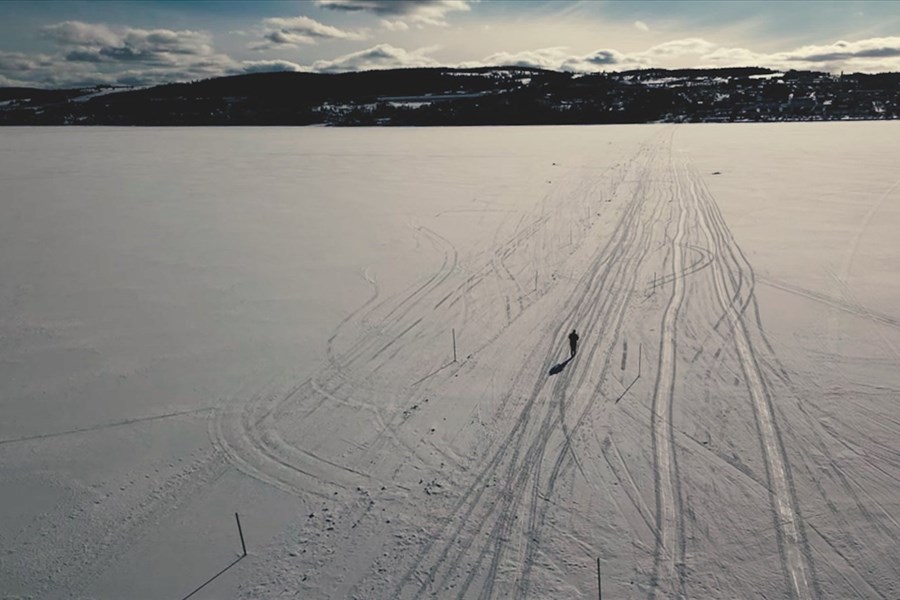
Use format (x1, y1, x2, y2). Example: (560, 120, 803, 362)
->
(649, 139, 688, 600)
(204, 127, 857, 599)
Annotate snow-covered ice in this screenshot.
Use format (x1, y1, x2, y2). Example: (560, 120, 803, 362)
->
(1, 123, 899, 599)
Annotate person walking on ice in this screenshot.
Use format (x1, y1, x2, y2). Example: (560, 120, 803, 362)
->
(568, 329, 579, 357)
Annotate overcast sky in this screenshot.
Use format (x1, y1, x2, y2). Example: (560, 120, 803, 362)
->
(2, 0, 900, 88)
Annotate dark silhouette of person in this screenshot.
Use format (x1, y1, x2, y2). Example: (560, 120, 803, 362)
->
(568, 329, 579, 357)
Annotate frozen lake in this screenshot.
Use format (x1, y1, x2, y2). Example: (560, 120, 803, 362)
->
(2, 123, 899, 599)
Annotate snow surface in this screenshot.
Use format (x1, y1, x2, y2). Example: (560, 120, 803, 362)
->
(1, 123, 899, 599)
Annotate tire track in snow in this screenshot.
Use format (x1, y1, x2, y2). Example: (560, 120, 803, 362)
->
(649, 147, 688, 600)
(686, 157, 815, 600)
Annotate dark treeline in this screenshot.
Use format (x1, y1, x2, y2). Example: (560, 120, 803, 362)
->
(2, 66, 898, 126)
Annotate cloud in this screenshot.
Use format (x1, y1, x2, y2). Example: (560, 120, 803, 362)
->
(0, 74, 22, 87)
(780, 37, 900, 63)
(464, 36, 900, 75)
(581, 49, 627, 66)
(41, 21, 219, 68)
(6, 20, 239, 87)
(381, 19, 411, 32)
(465, 47, 573, 71)
(254, 16, 366, 49)
(701, 46, 766, 66)
(44, 21, 215, 59)
(0, 48, 121, 87)
(462, 47, 641, 72)
(643, 38, 718, 58)
(695, 36, 900, 73)
(41, 21, 120, 47)
(460, 39, 739, 73)
(634, 21, 649, 32)
(0, 51, 56, 72)
(241, 59, 304, 73)
(6, 17, 900, 90)
(317, 0, 471, 26)
(309, 43, 440, 72)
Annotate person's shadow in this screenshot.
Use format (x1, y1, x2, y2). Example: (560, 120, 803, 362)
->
(548, 355, 573, 376)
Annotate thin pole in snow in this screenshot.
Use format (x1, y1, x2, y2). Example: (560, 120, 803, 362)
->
(452, 328, 457, 363)
(614, 343, 643, 404)
(179, 514, 248, 600)
(235, 512, 247, 557)
(535, 271, 538, 292)
(638, 343, 642, 378)
(597, 557, 602, 600)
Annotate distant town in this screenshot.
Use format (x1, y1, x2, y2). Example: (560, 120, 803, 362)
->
(1, 66, 898, 126)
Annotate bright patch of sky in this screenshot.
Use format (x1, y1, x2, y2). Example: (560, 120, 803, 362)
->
(1, 0, 899, 87)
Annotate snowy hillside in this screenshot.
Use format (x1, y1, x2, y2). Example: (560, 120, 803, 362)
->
(1, 67, 899, 125)
(1, 123, 899, 599)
